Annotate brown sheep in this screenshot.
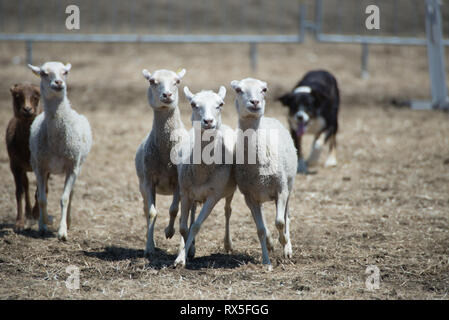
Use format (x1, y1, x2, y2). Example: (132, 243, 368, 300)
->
(5, 83, 44, 232)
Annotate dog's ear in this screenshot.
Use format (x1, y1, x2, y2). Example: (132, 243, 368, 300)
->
(278, 92, 293, 107)
(310, 84, 330, 108)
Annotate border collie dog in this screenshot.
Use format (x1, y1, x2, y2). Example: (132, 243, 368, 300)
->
(279, 70, 339, 174)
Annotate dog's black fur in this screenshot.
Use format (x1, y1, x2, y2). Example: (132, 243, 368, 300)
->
(278, 70, 340, 173)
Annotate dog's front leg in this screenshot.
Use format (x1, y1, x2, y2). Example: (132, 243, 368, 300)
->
(291, 129, 308, 174)
(307, 133, 326, 167)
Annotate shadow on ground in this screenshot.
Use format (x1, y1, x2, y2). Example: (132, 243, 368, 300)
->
(184, 252, 256, 270)
(83, 245, 255, 270)
(0, 222, 55, 239)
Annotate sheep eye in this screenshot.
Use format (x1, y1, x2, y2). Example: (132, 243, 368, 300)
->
(40, 71, 48, 77)
(217, 102, 224, 109)
(191, 102, 197, 108)
(149, 79, 156, 85)
(262, 88, 267, 93)
(62, 71, 68, 76)
(236, 88, 242, 94)
(175, 79, 180, 85)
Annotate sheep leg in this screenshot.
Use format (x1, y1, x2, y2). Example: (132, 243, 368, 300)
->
(262, 208, 274, 252)
(66, 189, 74, 230)
(175, 197, 219, 267)
(144, 183, 157, 257)
(32, 189, 40, 220)
(32, 174, 47, 220)
(22, 171, 32, 220)
(276, 192, 292, 258)
(275, 191, 289, 245)
(283, 196, 292, 258)
(36, 170, 50, 235)
(165, 186, 180, 239)
(175, 196, 193, 266)
(12, 167, 25, 232)
(188, 202, 197, 258)
(224, 194, 234, 253)
(58, 168, 78, 241)
(138, 182, 149, 239)
(246, 198, 272, 270)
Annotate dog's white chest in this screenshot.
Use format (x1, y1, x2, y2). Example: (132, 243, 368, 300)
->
(306, 116, 326, 135)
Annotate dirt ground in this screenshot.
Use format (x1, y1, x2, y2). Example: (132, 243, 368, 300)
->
(0, 41, 448, 300)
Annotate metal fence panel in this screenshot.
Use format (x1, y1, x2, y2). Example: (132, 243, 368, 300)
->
(314, 0, 449, 46)
(0, 0, 305, 43)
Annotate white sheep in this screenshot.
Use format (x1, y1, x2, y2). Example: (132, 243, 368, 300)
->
(173, 86, 236, 267)
(230, 78, 297, 270)
(27, 61, 92, 240)
(135, 68, 189, 257)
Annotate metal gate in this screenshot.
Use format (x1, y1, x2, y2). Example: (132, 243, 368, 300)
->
(0, 0, 306, 70)
(313, 0, 449, 109)
(0, 0, 447, 109)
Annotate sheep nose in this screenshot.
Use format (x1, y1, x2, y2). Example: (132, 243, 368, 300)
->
(296, 114, 304, 121)
(54, 80, 63, 86)
(250, 99, 259, 106)
(24, 106, 32, 112)
(203, 119, 213, 125)
(162, 92, 172, 98)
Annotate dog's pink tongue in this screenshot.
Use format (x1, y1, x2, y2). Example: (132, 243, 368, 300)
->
(296, 123, 305, 136)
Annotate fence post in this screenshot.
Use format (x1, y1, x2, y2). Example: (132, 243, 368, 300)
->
(250, 42, 258, 72)
(425, 0, 449, 109)
(361, 43, 369, 79)
(25, 40, 33, 65)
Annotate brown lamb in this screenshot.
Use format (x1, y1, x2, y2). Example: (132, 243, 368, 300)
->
(6, 83, 45, 232)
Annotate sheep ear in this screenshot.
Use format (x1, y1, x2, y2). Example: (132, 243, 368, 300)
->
(64, 63, 72, 73)
(142, 69, 152, 80)
(10, 84, 18, 94)
(230, 80, 242, 93)
(218, 86, 226, 100)
(28, 64, 41, 77)
(184, 86, 194, 101)
(177, 68, 186, 79)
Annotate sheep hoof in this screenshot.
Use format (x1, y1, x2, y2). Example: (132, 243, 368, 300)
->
(174, 256, 186, 268)
(164, 226, 175, 239)
(14, 221, 24, 233)
(324, 157, 337, 167)
(264, 264, 273, 272)
(57, 229, 68, 241)
(283, 242, 292, 259)
(224, 239, 233, 253)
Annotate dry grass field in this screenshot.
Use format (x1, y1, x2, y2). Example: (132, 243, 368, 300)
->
(0, 40, 448, 300)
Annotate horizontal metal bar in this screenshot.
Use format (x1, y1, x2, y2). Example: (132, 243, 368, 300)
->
(0, 33, 304, 43)
(317, 33, 449, 46)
